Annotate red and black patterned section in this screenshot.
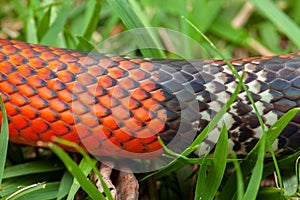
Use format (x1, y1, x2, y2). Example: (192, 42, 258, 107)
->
(0, 39, 299, 158)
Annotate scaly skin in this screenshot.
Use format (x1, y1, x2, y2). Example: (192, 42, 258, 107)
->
(0, 39, 299, 158)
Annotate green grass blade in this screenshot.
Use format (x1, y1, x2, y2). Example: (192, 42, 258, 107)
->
(296, 157, 300, 193)
(0, 172, 62, 198)
(265, 108, 299, 143)
(258, 22, 283, 54)
(127, 0, 152, 27)
(79, 0, 103, 41)
(191, 0, 226, 33)
(57, 172, 73, 200)
(106, 0, 165, 58)
(194, 151, 209, 200)
(106, 0, 143, 29)
(256, 187, 282, 200)
(5, 182, 46, 200)
(5, 182, 59, 200)
(210, 18, 249, 47)
(40, 0, 73, 45)
(243, 136, 265, 200)
(67, 158, 97, 200)
(25, 3, 38, 43)
(0, 96, 9, 187)
(49, 143, 105, 200)
(75, 35, 95, 51)
(3, 159, 64, 179)
(51, 138, 114, 200)
(233, 154, 244, 200)
(251, 0, 300, 49)
(202, 124, 228, 200)
(63, 30, 78, 49)
(37, 5, 51, 41)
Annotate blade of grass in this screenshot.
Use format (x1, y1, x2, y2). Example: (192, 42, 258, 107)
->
(258, 22, 283, 54)
(75, 35, 95, 51)
(232, 154, 244, 200)
(194, 150, 209, 200)
(296, 157, 300, 193)
(291, 0, 300, 24)
(63, 30, 78, 49)
(81, 0, 103, 40)
(190, 0, 226, 33)
(251, 0, 300, 49)
(5, 182, 60, 200)
(0, 172, 62, 197)
(57, 172, 73, 200)
(67, 158, 97, 200)
(106, 0, 143, 29)
(127, 0, 169, 57)
(210, 18, 250, 47)
(127, 0, 152, 27)
(3, 159, 64, 179)
(26, 1, 38, 43)
(243, 135, 265, 199)
(202, 123, 228, 200)
(49, 143, 105, 200)
(0, 95, 9, 188)
(51, 137, 114, 200)
(256, 187, 282, 200)
(40, 0, 73, 45)
(5, 182, 45, 200)
(37, 5, 51, 41)
(106, 0, 165, 58)
(265, 108, 299, 143)
(17, 182, 60, 200)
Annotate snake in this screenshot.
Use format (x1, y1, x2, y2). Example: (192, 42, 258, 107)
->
(0, 38, 299, 159)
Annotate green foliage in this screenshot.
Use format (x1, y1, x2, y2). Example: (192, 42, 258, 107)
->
(0, 96, 9, 188)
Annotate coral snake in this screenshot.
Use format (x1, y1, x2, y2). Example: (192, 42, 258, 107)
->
(0, 39, 299, 158)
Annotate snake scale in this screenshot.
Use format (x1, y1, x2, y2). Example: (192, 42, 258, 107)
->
(0, 39, 299, 158)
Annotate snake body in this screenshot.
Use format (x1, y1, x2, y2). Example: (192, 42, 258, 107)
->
(0, 39, 299, 158)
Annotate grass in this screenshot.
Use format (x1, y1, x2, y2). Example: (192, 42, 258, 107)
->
(0, 0, 300, 199)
